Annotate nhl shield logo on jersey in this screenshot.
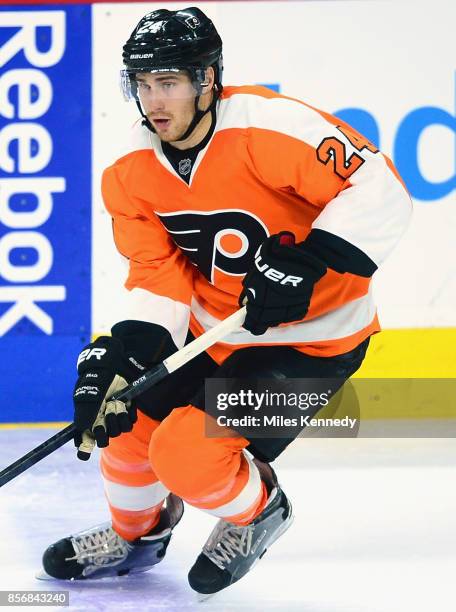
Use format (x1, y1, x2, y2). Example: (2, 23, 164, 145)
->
(156, 210, 269, 283)
(178, 158, 192, 176)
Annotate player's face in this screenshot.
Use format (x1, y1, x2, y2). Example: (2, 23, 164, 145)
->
(136, 72, 198, 142)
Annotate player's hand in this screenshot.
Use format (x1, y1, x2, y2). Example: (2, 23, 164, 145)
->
(73, 336, 145, 460)
(239, 232, 327, 335)
(73, 321, 179, 460)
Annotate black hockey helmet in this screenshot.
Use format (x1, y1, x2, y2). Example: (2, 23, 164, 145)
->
(121, 7, 223, 98)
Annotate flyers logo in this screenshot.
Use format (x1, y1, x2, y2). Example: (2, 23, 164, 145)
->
(157, 210, 268, 283)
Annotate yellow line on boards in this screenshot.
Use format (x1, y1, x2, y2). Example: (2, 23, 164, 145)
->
(353, 327, 456, 378)
(0, 422, 70, 430)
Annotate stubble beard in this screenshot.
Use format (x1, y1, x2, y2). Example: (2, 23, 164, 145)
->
(147, 110, 194, 144)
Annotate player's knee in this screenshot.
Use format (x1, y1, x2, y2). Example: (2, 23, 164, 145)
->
(148, 424, 174, 480)
(148, 405, 227, 498)
(148, 406, 201, 490)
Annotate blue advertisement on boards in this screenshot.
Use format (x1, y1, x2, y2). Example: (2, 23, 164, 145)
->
(0, 6, 92, 421)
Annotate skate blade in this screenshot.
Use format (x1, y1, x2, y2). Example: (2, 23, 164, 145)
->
(35, 569, 59, 581)
(196, 592, 216, 602)
(35, 569, 77, 582)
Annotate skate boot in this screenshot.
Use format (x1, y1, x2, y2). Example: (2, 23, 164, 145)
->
(188, 464, 293, 595)
(40, 493, 183, 580)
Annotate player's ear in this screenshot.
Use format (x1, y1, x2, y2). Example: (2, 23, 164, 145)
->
(201, 67, 215, 93)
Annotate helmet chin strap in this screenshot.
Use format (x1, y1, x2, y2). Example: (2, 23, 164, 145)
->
(136, 100, 154, 132)
(174, 90, 218, 142)
(137, 87, 220, 143)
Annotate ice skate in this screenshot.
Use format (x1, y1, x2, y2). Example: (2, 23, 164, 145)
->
(188, 468, 293, 595)
(38, 493, 183, 580)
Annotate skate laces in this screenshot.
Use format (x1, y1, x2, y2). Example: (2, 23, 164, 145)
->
(66, 526, 133, 571)
(204, 521, 255, 571)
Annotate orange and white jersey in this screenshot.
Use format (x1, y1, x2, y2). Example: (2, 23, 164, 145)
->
(102, 85, 412, 361)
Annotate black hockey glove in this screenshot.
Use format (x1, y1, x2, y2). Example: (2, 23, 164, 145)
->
(73, 321, 177, 460)
(239, 232, 327, 336)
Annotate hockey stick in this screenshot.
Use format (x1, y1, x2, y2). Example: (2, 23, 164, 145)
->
(0, 306, 247, 488)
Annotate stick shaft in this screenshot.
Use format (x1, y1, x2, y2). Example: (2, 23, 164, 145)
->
(0, 424, 76, 487)
(164, 306, 246, 374)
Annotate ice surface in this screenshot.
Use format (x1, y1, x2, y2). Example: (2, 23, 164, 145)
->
(0, 429, 455, 611)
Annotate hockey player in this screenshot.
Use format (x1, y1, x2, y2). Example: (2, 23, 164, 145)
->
(41, 7, 412, 595)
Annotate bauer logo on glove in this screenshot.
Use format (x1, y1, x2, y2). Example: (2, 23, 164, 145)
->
(76, 347, 107, 368)
(254, 246, 304, 286)
(72, 336, 144, 460)
(239, 231, 327, 336)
